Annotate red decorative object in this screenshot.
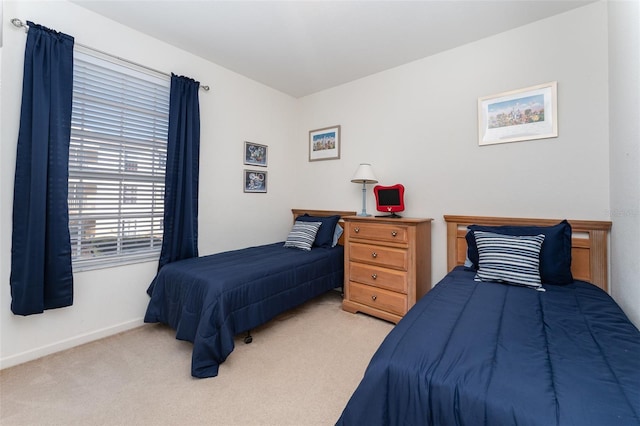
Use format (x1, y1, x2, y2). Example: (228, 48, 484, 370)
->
(373, 184, 405, 217)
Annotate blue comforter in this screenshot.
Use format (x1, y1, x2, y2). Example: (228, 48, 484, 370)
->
(337, 266, 640, 426)
(144, 242, 344, 378)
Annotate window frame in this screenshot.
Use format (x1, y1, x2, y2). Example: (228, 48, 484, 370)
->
(68, 47, 170, 271)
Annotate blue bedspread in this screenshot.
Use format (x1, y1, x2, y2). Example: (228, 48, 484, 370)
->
(144, 242, 344, 378)
(337, 266, 640, 426)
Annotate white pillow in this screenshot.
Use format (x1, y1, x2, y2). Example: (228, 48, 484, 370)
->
(283, 221, 322, 251)
(473, 230, 546, 291)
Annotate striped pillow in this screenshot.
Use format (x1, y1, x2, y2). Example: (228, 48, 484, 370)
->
(473, 230, 546, 291)
(283, 221, 322, 251)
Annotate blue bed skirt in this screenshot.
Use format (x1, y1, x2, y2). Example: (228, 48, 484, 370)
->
(145, 242, 344, 378)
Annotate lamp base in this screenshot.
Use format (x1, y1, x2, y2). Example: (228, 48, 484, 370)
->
(357, 183, 372, 218)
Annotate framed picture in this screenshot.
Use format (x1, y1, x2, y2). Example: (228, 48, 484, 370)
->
(244, 141, 267, 167)
(309, 125, 341, 161)
(243, 169, 267, 193)
(478, 81, 558, 146)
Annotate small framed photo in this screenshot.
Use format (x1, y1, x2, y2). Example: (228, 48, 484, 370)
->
(243, 169, 267, 193)
(244, 141, 268, 167)
(478, 81, 558, 146)
(309, 125, 341, 161)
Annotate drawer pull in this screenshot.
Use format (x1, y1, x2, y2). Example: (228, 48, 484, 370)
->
(391, 231, 397, 237)
(371, 295, 377, 301)
(371, 273, 378, 280)
(371, 252, 378, 258)
(354, 227, 360, 233)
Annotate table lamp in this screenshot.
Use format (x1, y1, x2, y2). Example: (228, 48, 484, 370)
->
(351, 163, 378, 216)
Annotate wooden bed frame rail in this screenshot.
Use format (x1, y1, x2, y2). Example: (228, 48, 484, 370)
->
(291, 209, 357, 221)
(444, 215, 612, 292)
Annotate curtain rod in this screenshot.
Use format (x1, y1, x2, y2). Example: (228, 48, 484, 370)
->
(10, 18, 210, 91)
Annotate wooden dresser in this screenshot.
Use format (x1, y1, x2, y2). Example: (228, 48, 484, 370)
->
(341, 216, 432, 323)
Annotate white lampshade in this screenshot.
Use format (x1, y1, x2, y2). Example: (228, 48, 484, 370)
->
(351, 163, 378, 184)
(351, 163, 378, 216)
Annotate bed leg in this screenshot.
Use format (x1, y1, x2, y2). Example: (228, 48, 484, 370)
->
(244, 330, 253, 344)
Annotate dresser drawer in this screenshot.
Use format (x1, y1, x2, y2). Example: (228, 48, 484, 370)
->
(349, 242, 408, 270)
(349, 282, 407, 316)
(349, 263, 407, 293)
(348, 222, 408, 244)
(342, 216, 432, 323)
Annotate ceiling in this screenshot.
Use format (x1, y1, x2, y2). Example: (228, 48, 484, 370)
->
(71, 0, 596, 98)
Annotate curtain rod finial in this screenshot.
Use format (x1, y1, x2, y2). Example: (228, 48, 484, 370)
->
(11, 18, 26, 30)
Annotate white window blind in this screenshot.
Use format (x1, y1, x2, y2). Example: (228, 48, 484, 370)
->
(69, 48, 170, 270)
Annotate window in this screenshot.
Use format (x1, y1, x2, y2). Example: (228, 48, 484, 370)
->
(69, 48, 170, 270)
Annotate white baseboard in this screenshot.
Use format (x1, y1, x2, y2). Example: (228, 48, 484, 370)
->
(0, 318, 145, 370)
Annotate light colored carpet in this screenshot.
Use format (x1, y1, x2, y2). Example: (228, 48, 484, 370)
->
(0, 291, 394, 426)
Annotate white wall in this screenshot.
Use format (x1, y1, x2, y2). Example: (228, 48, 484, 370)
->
(2, 0, 637, 369)
(0, 0, 297, 368)
(297, 2, 612, 289)
(608, 0, 640, 326)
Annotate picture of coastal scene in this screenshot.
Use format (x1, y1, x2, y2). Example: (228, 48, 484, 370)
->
(312, 131, 337, 152)
(487, 94, 545, 129)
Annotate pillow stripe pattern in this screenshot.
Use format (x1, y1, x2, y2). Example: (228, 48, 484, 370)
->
(473, 230, 546, 290)
(466, 220, 573, 284)
(283, 221, 322, 251)
(296, 214, 340, 248)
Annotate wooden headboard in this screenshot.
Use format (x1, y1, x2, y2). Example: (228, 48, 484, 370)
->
(291, 209, 357, 246)
(444, 215, 612, 292)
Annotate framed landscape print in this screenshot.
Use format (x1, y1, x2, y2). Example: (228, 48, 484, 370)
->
(244, 141, 267, 167)
(478, 81, 558, 146)
(309, 125, 341, 161)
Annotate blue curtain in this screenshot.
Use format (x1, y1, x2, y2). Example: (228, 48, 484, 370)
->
(156, 74, 201, 273)
(11, 22, 75, 316)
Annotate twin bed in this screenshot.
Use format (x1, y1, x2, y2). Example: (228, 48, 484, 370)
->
(338, 215, 640, 425)
(144, 209, 355, 378)
(144, 210, 639, 424)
